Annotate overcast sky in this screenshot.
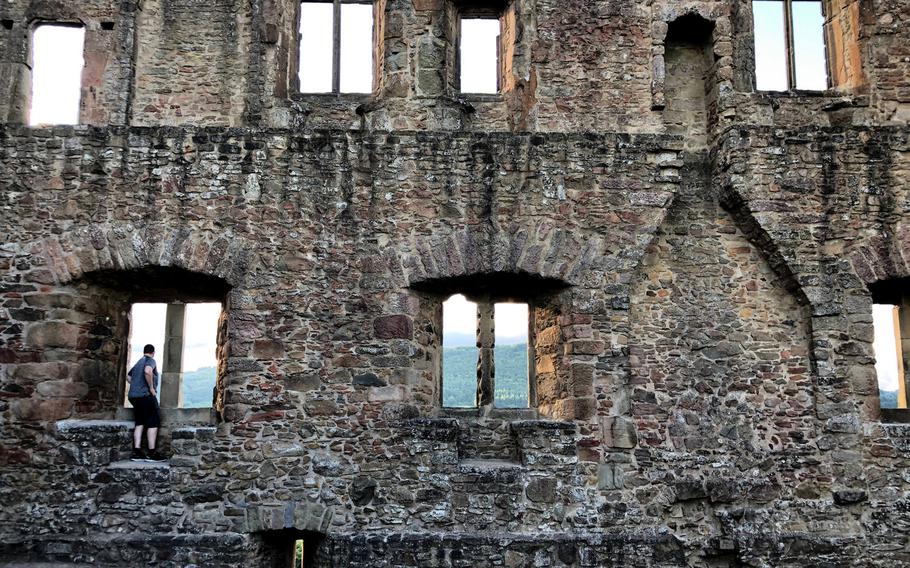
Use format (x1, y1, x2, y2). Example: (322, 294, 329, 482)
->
(753, 0, 827, 90)
(129, 303, 221, 374)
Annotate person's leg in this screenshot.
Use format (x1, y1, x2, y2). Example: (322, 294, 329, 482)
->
(133, 425, 144, 449)
(146, 427, 158, 450)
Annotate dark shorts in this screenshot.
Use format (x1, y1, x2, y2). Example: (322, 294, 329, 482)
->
(129, 395, 161, 428)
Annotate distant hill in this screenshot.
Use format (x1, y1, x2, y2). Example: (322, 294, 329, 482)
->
(182, 366, 217, 408)
(443, 343, 529, 408)
(880, 389, 898, 409)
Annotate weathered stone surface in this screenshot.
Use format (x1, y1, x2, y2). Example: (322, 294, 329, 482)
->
(0, 1, 909, 566)
(372, 315, 413, 340)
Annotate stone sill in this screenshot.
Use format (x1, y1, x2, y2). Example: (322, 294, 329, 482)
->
(458, 93, 504, 103)
(56, 419, 134, 433)
(458, 458, 522, 471)
(752, 90, 871, 107)
(438, 407, 538, 421)
(108, 459, 169, 469)
(116, 406, 215, 425)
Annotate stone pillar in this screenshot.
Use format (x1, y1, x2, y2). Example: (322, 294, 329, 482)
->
(160, 302, 186, 408)
(477, 303, 495, 407)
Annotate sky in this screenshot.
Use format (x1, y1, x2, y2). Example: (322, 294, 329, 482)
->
(443, 294, 528, 347)
(460, 19, 500, 94)
(128, 303, 221, 374)
(29, 25, 84, 125)
(873, 304, 900, 391)
(753, 0, 827, 91)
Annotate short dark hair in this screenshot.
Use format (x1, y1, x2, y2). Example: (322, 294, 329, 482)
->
(143, 344, 155, 354)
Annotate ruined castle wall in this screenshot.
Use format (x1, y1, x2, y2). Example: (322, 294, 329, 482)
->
(0, 0, 909, 566)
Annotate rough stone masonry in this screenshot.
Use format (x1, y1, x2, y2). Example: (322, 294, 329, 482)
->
(1, 0, 909, 566)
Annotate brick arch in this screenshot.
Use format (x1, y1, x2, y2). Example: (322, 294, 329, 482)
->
(23, 223, 253, 288)
(388, 222, 608, 288)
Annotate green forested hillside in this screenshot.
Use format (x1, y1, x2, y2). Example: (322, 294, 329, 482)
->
(182, 367, 216, 408)
(443, 343, 529, 408)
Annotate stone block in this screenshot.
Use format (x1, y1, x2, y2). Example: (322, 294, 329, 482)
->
(12, 398, 73, 421)
(373, 315, 413, 340)
(598, 463, 624, 490)
(353, 372, 387, 387)
(25, 322, 82, 349)
(36, 379, 88, 398)
(601, 416, 638, 449)
(525, 477, 557, 503)
(252, 339, 285, 359)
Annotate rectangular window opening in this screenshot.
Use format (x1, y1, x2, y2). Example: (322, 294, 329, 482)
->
(299, 1, 373, 94)
(791, 1, 827, 90)
(873, 304, 908, 410)
(442, 294, 479, 408)
(29, 23, 85, 125)
(493, 302, 529, 408)
(292, 539, 305, 568)
(125, 302, 221, 409)
(459, 17, 500, 94)
(752, 0, 828, 92)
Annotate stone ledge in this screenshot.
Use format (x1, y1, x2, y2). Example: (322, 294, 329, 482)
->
(55, 419, 133, 433)
(458, 459, 523, 471)
(107, 459, 170, 469)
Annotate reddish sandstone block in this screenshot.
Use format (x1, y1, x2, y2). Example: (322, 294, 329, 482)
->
(373, 315, 413, 340)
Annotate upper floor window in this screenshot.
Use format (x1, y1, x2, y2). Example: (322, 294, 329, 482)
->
(442, 294, 530, 408)
(29, 23, 85, 125)
(459, 18, 500, 94)
(298, 0, 373, 94)
(753, 0, 828, 91)
(454, 0, 515, 95)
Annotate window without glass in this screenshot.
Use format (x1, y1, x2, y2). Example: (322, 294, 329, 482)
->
(872, 303, 909, 410)
(299, 0, 373, 94)
(29, 24, 85, 125)
(125, 302, 221, 409)
(753, 0, 828, 91)
(459, 18, 500, 94)
(441, 295, 530, 408)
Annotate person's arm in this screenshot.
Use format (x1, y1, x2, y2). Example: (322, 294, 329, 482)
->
(144, 364, 156, 398)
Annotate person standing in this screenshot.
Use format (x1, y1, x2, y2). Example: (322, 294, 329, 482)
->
(126, 344, 166, 462)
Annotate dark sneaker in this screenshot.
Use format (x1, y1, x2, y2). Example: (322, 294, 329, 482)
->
(145, 449, 167, 462)
(130, 449, 147, 462)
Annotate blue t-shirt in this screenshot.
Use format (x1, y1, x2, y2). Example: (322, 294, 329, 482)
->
(127, 356, 159, 398)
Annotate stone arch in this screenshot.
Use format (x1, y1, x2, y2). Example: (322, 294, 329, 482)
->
(246, 501, 333, 567)
(386, 222, 607, 289)
(849, 224, 910, 286)
(21, 223, 253, 288)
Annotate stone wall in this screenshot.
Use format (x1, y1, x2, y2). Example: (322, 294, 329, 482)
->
(0, 0, 909, 566)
